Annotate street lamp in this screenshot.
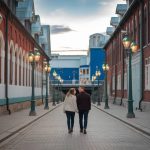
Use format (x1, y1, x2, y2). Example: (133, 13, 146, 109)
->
(28, 50, 40, 116)
(43, 60, 51, 109)
(122, 35, 138, 118)
(102, 64, 109, 109)
(60, 79, 64, 102)
(95, 67, 101, 106)
(52, 70, 57, 106)
(92, 75, 96, 104)
(57, 75, 61, 104)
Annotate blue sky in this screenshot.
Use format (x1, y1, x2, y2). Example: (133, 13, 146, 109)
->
(34, 0, 126, 55)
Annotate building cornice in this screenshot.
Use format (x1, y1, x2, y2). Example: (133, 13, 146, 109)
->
(103, 0, 140, 50)
(0, 0, 50, 60)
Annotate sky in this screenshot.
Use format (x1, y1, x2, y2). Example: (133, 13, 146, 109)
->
(34, 0, 126, 55)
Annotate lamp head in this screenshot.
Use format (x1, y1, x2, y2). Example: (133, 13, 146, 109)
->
(96, 70, 101, 77)
(34, 51, 40, 62)
(28, 52, 34, 63)
(53, 70, 57, 77)
(102, 64, 109, 71)
(122, 36, 131, 49)
(130, 42, 138, 53)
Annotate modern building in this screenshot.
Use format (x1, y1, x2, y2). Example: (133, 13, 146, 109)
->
(16, 0, 35, 32)
(39, 25, 51, 58)
(89, 33, 109, 48)
(104, 0, 150, 111)
(50, 47, 105, 85)
(50, 54, 80, 84)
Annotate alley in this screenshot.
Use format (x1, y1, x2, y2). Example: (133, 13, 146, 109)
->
(0, 105, 150, 150)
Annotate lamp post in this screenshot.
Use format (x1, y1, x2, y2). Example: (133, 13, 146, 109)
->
(57, 75, 61, 104)
(52, 70, 57, 106)
(28, 50, 40, 116)
(60, 79, 63, 102)
(92, 75, 96, 104)
(122, 35, 138, 118)
(95, 67, 101, 106)
(44, 60, 51, 109)
(102, 64, 109, 109)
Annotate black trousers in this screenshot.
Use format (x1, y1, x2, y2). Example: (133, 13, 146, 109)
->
(79, 110, 89, 130)
(65, 111, 75, 129)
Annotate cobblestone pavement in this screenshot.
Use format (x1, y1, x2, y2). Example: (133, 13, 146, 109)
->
(0, 106, 150, 150)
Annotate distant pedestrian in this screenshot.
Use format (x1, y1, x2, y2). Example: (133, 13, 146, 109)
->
(77, 86, 91, 134)
(63, 88, 78, 133)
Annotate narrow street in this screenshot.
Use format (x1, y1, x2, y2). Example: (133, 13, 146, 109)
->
(1, 105, 150, 150)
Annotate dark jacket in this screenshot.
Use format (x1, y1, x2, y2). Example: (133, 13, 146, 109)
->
(77, 92, 91, 111)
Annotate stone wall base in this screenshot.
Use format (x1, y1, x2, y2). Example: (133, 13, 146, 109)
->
(141, 101, 150, 112)
(0, 99, 43, 115)
(109, 96, 150, 112)
(109, 96, 128, 108)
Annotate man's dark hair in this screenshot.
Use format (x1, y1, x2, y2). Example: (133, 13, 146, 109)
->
(79, 86, 85, 90)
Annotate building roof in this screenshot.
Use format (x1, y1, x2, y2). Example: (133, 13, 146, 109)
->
(103, 0, 138, 49)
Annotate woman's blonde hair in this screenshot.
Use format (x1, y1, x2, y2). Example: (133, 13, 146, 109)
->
(66, 88, 75, 97)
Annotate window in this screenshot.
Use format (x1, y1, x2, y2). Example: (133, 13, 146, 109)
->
(148, 1, 150, 43)
(0, 39, 1, 83)
(143, 5, 148, 46)
(124, 72, 127, 90)
(117, 74, 121, 90)
(145, 57, 150, 90)
(19, 55, 21, 86)
(83, 69, 85, 75)
(87, 69, 89, 74)
(134, 15, 138, 43)
(138, 10, 141, 45)
(112, 74, 115, 90)
(15, 52, 17, 85)
(80, 69, 83, 75)
(23, 57, 25, 86)
(9, 49, 13, 84)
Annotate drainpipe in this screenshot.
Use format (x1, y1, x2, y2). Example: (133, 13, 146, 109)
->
(41, 60, 43, 104)
(120, 43, 125, 106)
(113, 41, 117, 104)
(138, 0, 143, 111)
(5, 13, 11, 114)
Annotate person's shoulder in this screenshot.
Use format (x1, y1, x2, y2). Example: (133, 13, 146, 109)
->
(72, 95, 76, 99)
(85, 92, 90, 96)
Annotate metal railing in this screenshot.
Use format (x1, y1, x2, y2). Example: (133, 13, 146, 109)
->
(50, 80, 104, 86)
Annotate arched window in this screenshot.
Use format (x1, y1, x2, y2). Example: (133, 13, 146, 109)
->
(15, 52, 17, 85)
(0, 39, 2, 83)
(148, 1, 150, 43)
(26, 59, 28, 86)
(19, 54, 21, 86)
(28, 64, 31, 86)
(22, 57, 25, 86)
(138, 10, 141, 45)
(9, 48, 13, 85)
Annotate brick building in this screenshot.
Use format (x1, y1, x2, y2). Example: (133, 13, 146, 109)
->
(0, 0, 50, 114)
(104, 0, 150, 111)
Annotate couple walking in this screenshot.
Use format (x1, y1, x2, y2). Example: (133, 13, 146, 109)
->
(63, 86, 91, 134)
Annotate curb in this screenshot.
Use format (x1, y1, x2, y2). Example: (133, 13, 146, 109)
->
(93, 104, 150, 137)
(0, 104, 62, 144)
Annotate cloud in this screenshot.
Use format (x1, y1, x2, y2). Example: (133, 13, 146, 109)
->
(51, 25, 76, 34)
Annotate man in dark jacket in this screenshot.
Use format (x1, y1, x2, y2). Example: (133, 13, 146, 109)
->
(77, 86, 91, 134)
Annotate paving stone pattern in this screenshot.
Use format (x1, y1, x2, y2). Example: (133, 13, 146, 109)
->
(0, 106, 150, 150)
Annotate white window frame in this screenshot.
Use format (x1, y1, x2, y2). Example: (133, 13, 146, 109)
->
(145, 57, 150, 90)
